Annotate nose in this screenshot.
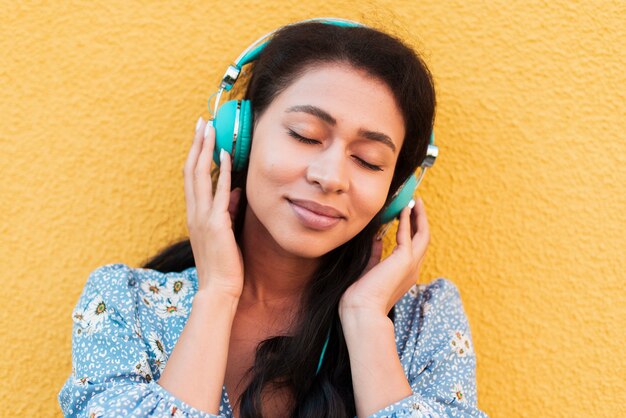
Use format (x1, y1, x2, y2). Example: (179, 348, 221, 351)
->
(306, 142, 350, 194)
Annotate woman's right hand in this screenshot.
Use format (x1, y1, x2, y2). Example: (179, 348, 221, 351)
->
(184, 117, 244, 299)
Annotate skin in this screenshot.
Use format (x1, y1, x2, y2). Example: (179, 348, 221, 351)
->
(240, 62, 406, 313)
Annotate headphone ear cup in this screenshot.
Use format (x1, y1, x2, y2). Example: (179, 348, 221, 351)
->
(380, 174, 418, 224)
(212, 100, 239, 166)
(233, 99, 253, 171)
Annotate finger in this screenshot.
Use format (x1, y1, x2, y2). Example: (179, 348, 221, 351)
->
(194, 121, 216, 215)
(213, 149, 232, 214)
(412, 197, 430, 255)
(410, 197, 418, 237)
(184, 117, 206, 217)
(228, 188, 242, 223)
(395, 201, 413, 248)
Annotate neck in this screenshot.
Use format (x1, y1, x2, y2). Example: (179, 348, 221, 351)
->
(239, 204, 320, 314)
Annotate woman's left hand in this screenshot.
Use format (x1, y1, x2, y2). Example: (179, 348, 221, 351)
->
(339, 197, 430, 317)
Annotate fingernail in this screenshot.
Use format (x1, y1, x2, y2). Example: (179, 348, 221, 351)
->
(220, 149, 227, 163)
(195, 117, 203, 133)
(203, 121, 213, 141)
(407, 199, 416, 209)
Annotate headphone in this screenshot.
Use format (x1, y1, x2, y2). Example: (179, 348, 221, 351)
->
(206, 17, 439, 374)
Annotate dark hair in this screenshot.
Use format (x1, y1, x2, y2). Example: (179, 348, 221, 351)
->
(142, 21, 435, 417)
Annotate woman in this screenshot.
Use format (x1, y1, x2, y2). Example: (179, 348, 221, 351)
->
(58, 18, 487, 418)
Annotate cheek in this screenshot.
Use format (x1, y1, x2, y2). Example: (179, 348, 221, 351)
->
(247, 140, 301, 192)
(349, 172, 391, 221)
(245, 138, 302, 218)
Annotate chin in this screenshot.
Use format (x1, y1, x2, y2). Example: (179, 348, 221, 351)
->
(275, 217, 373, 260)
(271, 227, 344, 259)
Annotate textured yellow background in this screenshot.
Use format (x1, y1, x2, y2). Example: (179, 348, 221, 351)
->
(1, 1, 624, 416)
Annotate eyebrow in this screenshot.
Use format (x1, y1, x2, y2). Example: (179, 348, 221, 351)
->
(285, 104, 397, 152)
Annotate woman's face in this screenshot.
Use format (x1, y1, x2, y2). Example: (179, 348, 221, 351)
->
(245, 62, 405, 258)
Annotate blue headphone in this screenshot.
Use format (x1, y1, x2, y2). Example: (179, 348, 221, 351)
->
(207, 17, 439, 374)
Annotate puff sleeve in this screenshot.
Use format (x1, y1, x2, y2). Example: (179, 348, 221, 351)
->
(365, 279, 489, 418)
(57, 263, 225, 418)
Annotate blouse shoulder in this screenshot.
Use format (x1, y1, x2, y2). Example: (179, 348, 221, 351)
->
(396, 277, 474, 345)
(393, 277, 467, 330)
(392, 277, 476, 365)
(79, 263, 132, 296)
(414, 277, 474, 352)
(79, 263, 199, 297)
(60, 264, 225, 417)
(73, 263, 199, 335)
(71, 263, 136, 334)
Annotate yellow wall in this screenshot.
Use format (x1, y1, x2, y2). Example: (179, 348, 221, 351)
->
(1, 1, 623, 416)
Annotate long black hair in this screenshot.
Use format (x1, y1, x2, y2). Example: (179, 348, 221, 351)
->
(141, 20, 436, 417)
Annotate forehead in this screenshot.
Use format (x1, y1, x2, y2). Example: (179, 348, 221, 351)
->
(270, 63, 405, 147)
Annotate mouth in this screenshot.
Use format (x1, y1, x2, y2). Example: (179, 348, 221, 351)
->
(286, 199, 344, 231)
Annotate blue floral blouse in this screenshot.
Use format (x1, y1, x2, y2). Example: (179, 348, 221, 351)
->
(58, 263, 488, 417)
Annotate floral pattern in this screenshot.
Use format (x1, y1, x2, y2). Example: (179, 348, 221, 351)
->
(134, 351, 154, 383)
(450, 330, 473, 358)
(72, 293, 109, 336)
(140, 274, 190, 319)
(451, 383, 466, 403)
(86, 405, 104, 418)
(147, 331, 168, 373)
(58, 263, 488, 417)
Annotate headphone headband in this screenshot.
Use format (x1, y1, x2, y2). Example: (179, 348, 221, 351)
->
(208, 17, 437, 171)
(209, 18, 367, 121)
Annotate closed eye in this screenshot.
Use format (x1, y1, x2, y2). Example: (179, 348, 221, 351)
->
(287, 129, 320, 144)
(286, 129, 383, 172)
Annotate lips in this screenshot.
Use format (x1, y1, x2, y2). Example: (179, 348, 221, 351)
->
(287, 198, 346, 219)
(287, 198, 345, 231)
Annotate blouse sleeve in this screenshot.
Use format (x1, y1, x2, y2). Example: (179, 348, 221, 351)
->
(366, 279, 489, 418)
(57, 263, 225, 418)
